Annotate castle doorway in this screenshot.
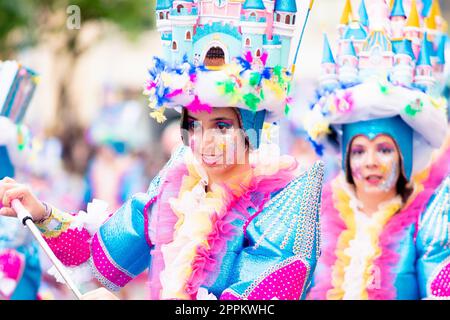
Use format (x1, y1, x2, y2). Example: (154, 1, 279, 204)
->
(204, 46, 225, 67)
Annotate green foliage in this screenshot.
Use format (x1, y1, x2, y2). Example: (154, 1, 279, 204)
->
(0, 0, 156, 54)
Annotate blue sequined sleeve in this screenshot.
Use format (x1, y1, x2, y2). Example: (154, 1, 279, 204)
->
(416, 176, 450, 299)
(220, 161, 324, 300)
(89, 193, 154, 291)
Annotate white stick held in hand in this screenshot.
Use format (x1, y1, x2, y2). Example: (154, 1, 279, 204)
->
(12, 199, 83, 300)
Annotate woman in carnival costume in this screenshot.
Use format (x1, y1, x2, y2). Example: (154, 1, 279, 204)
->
(0, 0, 324, 300)
(0, 60, 41, 299)
(304, 0, 449, 300)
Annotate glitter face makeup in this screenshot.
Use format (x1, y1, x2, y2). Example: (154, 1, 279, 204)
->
(379, 161, 398, 192)
(349, 135, 400, 195)
(186, 108, 247, 172)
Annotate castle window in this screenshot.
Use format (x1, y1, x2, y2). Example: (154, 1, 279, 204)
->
(172, 41, 178, 51)
(250, 12, 256, 19)
(276, 13, 281, 22)
(256, 49, 261, 57)
(177, 4, 184, 13)
(285, 15, 291, 24)
(245, 38, 251, 47)
(186, 31, 192, 41)
(166, 12, 169, 19)
(159, 12, 164, 20)
(292, 15, 296, 25)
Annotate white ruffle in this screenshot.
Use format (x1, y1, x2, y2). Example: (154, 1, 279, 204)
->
(339, 177, 402, 299)
(196, 287, 218, 300)
(47, 263, 93, 287)
(70, 199, 110, 236)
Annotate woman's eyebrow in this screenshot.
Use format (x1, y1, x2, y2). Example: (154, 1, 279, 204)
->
(210, 117, 233, 122)
(187, 116, 198, 121)
(377, 142, 395, 148)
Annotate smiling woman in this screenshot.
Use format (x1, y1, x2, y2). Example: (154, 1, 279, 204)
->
(180, 107, 250, 189)
(0, 0, 325, 300)
(302, 0, 450, 299)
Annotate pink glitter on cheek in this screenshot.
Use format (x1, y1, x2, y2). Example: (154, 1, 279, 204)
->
(351, 166, 363, 180)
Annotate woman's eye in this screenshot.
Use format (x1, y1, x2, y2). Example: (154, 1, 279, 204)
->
(188, 121, 201, 130)
(379, 147, 394, 154)
(216, 122, 232, 131)
(351, 149, 364, 156)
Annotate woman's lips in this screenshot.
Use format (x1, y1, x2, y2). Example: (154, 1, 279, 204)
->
(202, 154, 223, 166)
(365, 175, 383, 185)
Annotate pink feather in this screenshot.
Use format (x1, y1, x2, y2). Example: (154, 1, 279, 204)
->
(185, 96, 212, 113)
(245, 51, 253, 64)
(260, 52, 268, 66)
(166, 88, 183, 99)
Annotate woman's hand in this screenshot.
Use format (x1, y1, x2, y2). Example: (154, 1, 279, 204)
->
(81, 288, 120, 300)
(0, 177, 47, 222)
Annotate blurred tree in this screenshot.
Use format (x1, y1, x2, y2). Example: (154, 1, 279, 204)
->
(0, 0, 155, 133)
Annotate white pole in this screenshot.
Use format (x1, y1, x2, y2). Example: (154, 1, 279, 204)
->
(12, 199, 83, 300)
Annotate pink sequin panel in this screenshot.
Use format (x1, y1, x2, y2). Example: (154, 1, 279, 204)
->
(45, 228, 91, 267)
(430, 259, 450, 298)
(0, 249, 25, 298)
(91, 233, 132, 288)
(247, 259, 308, 300)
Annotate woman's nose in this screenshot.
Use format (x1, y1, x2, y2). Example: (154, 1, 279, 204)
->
(201, 128, 218, 153)
(365, 149, 379, 168)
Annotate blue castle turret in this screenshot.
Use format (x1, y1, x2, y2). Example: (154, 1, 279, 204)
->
(358, 0, 369, 28)
(275, 0, 297, 13)
(436, 35, 447, 66)
(397, 39, 415, 59)
(421, 0, 433, 17)
(241, 0, 267, 61)
(415, 33, 434, 91)
(322, 34, 336, 64)
(390, 0, 406, 18)
(273, 0, 298, 68)
(167, 0, 198, 64)
(319, 34, 339, 90)
(417, 35, 432, 67)
(243, 0, 265, 10)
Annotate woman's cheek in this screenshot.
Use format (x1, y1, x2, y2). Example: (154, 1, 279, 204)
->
(379, 161, 399, 192)
(189, 135, 202, 156)
(350, 156, 364, 181)
(222, 134, 236, 165)
(377, 152, 395, 167)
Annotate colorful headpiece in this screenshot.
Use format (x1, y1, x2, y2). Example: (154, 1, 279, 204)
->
(0, 60, 37, 179)
(0, 60, 38, 124)
(303, 0, 448, 180)
(144, 0, 313, 149)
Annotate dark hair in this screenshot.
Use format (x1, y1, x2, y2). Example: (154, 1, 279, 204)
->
(345, 138, 414, 204)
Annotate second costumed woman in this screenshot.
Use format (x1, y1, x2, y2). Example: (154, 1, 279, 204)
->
(304, 0, 449, 300)
(0, 0, 324, 300)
